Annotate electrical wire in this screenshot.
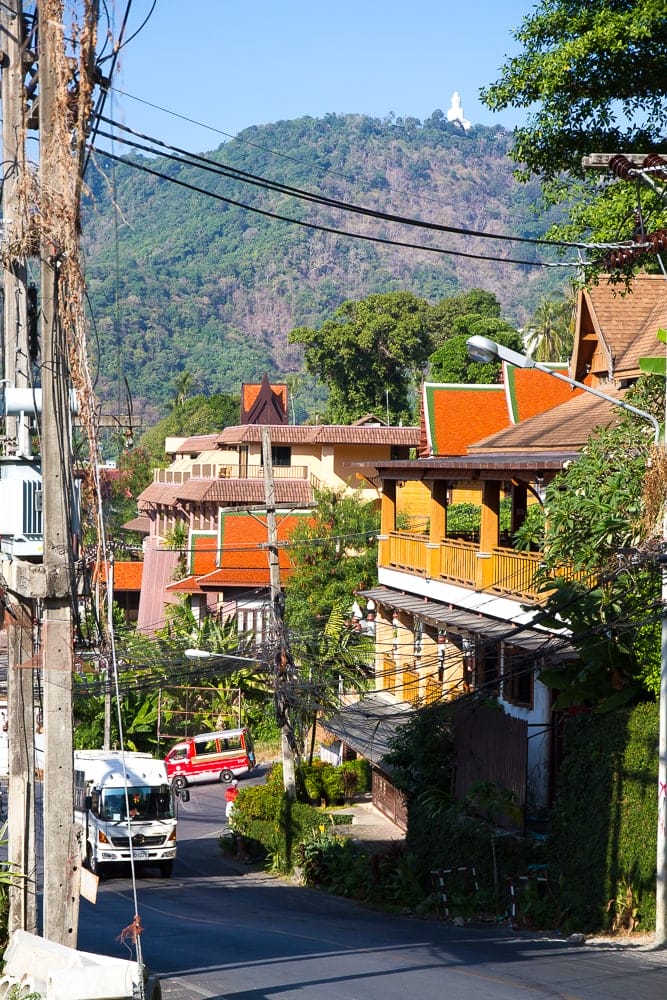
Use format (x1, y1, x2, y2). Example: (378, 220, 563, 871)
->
(94, 115, 614, 253)
(89, 147, 581, 269)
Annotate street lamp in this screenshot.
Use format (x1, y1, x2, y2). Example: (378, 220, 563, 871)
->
(466, 335, 661, 444)
(467, 333, 667, 946)
(184, 649, 259, 728)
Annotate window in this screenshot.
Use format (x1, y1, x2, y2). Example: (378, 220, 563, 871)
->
(501, 644, 533, 709)
(476, 644, 499, 695)
(271, 446, 291, 467)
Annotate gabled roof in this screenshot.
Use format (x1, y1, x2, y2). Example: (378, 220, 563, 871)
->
(572, 273, 667, 382)
(422, 363, 578, 457)
(423, 383, 508, 456)
(467, 386, 624, 454)
(165, 511, 308, 593)
(241, 375, 288, 425)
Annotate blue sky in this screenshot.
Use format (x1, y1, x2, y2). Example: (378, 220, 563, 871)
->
(107, 1, 536, 153)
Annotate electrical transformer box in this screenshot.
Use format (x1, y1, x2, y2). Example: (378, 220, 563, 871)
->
(0, 460, 43, 557)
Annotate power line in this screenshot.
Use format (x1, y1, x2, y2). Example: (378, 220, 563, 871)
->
(95, 115, 610, 253)
(90, 146, 581, 270)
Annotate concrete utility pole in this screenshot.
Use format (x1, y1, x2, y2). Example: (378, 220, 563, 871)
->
(262, 427, 296, 798)
(0, 0, 37, 935)
(38, 2, 78, 946)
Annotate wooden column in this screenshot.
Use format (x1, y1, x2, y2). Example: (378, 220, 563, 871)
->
(427, 479, 448, 578)
(379, 480, 396, 567)
(477, 479, 500, 590)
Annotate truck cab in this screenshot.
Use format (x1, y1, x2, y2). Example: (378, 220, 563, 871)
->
(74, 750, 178, 878)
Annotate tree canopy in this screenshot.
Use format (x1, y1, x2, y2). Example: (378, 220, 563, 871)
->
(139, 391, 240, 464)
(428, 318, 523, 384)
(481, 0, 667, 258)
(524, 294, 574, 362)
(289, 292, 432, 424)
(534, 376, 665, 709)
(427, 289, 501, 351)
(284, 487, 379, 636)
(481, 0, 667, 183)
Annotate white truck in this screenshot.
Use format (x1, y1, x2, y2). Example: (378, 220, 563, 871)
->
(74, 750, 178, 878)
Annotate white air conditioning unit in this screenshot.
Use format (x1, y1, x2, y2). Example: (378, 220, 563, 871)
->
(0, 460, 43, 557)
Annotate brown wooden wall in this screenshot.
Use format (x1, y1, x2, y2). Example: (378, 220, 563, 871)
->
(452, 701, 527, 831)
(372, 769, 408, 830)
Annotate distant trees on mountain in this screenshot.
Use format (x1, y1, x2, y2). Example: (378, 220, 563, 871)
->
(83, 114, 566, 422)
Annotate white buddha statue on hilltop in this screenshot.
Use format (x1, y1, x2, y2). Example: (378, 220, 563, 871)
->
(447, 91, 471, 131)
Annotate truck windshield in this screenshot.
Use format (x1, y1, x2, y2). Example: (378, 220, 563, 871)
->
(100, 785, 174, 822)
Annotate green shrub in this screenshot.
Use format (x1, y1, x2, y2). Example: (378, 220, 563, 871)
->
(298, 762, 326, 803)
(340, 758, 371, 795)
(230, 782, 322, 873)
(547, 703, 658, 933)
(320, 765, 345, 805)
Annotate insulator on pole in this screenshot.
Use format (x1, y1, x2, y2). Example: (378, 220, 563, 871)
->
(608, 154, 636, 179)
(643, 154, 667, 181)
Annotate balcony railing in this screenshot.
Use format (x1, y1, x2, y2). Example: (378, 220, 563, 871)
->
(154, 464, 310, 484)
(383, 532, 547, 602)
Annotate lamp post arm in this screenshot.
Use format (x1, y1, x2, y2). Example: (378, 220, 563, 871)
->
(530, 362, 662, 445)
(465, 336, 661, 444)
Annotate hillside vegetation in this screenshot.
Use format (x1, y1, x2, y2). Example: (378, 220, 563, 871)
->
(83, 112, 567, 422)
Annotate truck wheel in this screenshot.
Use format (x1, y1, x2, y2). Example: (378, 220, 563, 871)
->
(145, 976, 162, 1000)
(220, 769, 234, 783)
(172, 775, 187, 792)
(86, 846, 104, 878)
(159, 861, 173, 878)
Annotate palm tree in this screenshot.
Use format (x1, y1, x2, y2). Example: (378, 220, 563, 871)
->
(289, 605, 374, 764)
(525, 295, 575, 362)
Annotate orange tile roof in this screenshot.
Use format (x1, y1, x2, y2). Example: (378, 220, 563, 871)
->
(166, 512, 310, 592)
(163, 534, 218, 593)
(469, 387, 627, 453)
(95, 561, 143, 591)
(504, 364, 579, 422)
(423, 384, 510, 456)
(242, 381, 288, 412)
(423, 365, 583, 457)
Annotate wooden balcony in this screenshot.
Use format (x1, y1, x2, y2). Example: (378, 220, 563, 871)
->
(382, 532, 546, 602)
(155, 463, 311, 484)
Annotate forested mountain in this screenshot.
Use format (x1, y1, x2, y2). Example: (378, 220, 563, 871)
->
(82, 112, 568, 423)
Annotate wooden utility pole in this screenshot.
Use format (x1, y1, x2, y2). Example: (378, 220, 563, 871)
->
(38, 1, 78, 946)
(261, 427, 296, 798)
(1, 0, 37, 936)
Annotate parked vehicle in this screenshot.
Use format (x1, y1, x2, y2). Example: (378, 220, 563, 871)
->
(164, 727, 256, 791)
(74, 750, 178, 878)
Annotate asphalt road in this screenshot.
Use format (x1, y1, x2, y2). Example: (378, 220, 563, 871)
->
(75, 770, 667, 999)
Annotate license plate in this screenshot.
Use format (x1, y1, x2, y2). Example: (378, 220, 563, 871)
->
(133, 850, 149, 860)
